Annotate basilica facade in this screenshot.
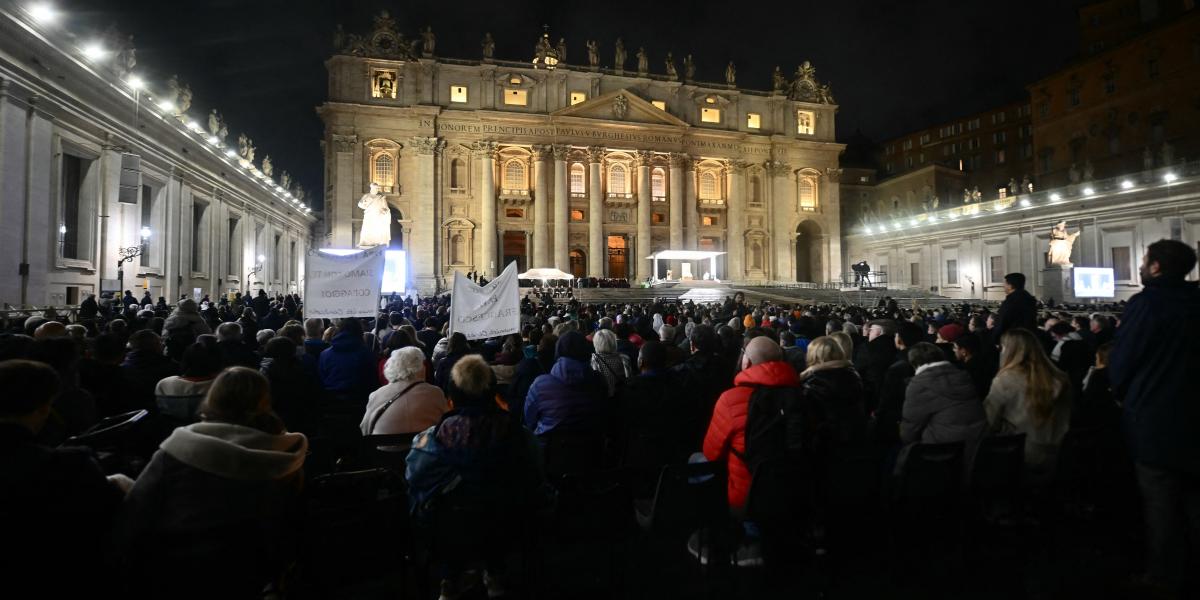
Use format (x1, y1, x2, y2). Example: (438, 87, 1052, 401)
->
(319, 14, 844, 292)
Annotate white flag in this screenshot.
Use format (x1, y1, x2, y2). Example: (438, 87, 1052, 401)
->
(450, 262, 520, 341)
(303, 247, 386, 319)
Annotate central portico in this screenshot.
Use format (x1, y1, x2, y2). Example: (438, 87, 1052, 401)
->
(318, 14, 846, 292)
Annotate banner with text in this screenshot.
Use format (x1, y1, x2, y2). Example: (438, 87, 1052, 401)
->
(303, 248, 387, 319)
(450, 262, 520, 340)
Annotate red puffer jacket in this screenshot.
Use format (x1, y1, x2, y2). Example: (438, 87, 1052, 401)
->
(702, 360, 800, 511)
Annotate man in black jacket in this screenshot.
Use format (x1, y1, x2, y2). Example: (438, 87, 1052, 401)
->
(871, 320, 923, 444)
(0, 360, 128, 595)
(991, 272, 1037, 345)
(672, 325, 734, 447)
(1110, 240, 1200, 594)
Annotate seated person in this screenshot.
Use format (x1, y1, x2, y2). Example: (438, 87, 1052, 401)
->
(0, 359, 129, 595)
(900, 342, 987, 447)
(118, 367, 308, 597)
(362, 347, 448, 436)
(406, 355, 552, 599)
(154, 342, 221, 422)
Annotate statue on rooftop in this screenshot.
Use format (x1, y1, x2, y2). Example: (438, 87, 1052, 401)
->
(421, 26, 435, 57)
(1083, 160, 1094, 181)
(1023, 174, 1033, 194)
(208, 109, 221, 137)
(481, 33, 495, 62)
(772, 66, 786, 93)
(1009, 178, 1018, 197)
(637, 47, 648, 76)
(262, 156, 273, 178)
(332, 24, 345, 51)
(586, 40, 599, 68)
(117, 34, 136, 80)
(971, 186, 981, 203)
(557, 38, 567, 64)
(725, 61, 736, 87)
(237, 134, 249, 160)
(665, 52, 677, 80)
(683, 54, 695, 81)
(1048, 220, 1080, 266)
(1069, 163, 1081, 184)
(177, 84, 193, 116)
(614, 38, 626, 73)
(1143, 146, 1154, 170)
(280, 171, 292, 191)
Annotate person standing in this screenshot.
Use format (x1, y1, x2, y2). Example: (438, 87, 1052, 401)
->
(1109, 240, 1200, 594)
(991, 272, 1037, 345)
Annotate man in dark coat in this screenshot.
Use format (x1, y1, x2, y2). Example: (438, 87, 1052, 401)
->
(671, 325, 735, 446)
(215, 322, 260, 370)
(251, 289, 271, 319)
(991, 272, 1037, 345)
(1109, 240, 1200, 594)
(524, 331, 608, 436)
(871, 320, 922, 444)
(854, 319, 898, 411)
(120, 330, 178, 411)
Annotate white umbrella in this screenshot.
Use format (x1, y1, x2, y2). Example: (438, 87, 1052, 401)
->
(518, 267, 574, 280)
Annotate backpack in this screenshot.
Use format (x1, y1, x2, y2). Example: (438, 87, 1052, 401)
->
(735, 384, 826, 477)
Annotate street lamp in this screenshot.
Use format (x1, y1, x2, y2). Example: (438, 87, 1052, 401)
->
(116, 227, 151, 296)
(246, 254, 265, 291)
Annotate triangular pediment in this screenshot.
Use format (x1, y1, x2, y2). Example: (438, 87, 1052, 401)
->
(551, 89, 689, 127)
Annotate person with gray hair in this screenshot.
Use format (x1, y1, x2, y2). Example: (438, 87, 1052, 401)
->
(215, 321, 258, 369)
(361, 346, 447, 436)
(255, 329, 276, 348)
(591, 328, 632, 397)
(302, 317, 329, 362)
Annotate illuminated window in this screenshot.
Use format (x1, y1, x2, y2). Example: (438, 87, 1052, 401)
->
(570, 163, 585, 194)
(449, 85, 468, 103)
(570, 209, 585, 222)
(608, 163, 628, 194)
(701, 107, 721, 123)
(509, 76, 521, 85)
(651, 167, 666, 198)
(746, 113, 761, 129)
(570, 91, 587, 105)
(797, 110, 815, 135)
(651, 213, 665, 224)
(503, 89, 527, 106)
(502, 159, 526, 190)
(998, 187, 1007, 199)
(371, 70, 397, 99)
(505, 208, 524, 218)
(372, 153, 395, 189)
(702, 216, 717, 226)
(651, 100, 666, 111)
(798, 175, 817, 211)
(699, 171, 719, 199)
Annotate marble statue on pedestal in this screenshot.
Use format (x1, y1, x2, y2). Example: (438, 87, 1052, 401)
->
(665, 52, 677, 80)
(262, 155, 273, 178)
(1048, 220, 1080, 266)
(636, 47, 648, 76)
(421, 26, 435, 57)
(586, 40, 599, 68)
(1023, 174, 1033, 194)
(614, 38, 626, 72)
(1008, 178, 1018, 196)
(772, 66, 785, 92)
(725, 61, 736, 86)
(683, 54, 695, 81)
(557, 38, 567, 63)
(357, 182, 392, 248)
(1069, 163, 1081, 184)
(481, 33, 495, 61)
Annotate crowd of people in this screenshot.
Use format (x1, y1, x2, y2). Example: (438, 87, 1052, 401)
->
(1, 239, 1197, 598)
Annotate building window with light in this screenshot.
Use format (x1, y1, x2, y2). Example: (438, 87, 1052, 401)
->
(371, 69, 397, 99)
(59, 152, 97, 262)
(570, 91, 587, 105)
(798, 175, 818, 211)
(651, 167, 666, 199)
(698, 171, 719, 200)
(450, 85, 468, 103)
(570, 209, 585, 222)
(651, 100, 666, 111)
(608, 163, 628, 194)
(372, 153, 395, 191)
(502, 159, 527, 190)
(140, 184, 157, 267)
(797, 110, 815, 135)
(503, 89, 527, 106)
(701, 107, 721, 123)
(570, 163, 586, 195)
(746, 113, 761, 129)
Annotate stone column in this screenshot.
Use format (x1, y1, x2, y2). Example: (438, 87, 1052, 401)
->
(474, 141, 498, 277)
(823, 167, 842, 283)
(331, 134, 358, 247)
(531, 145, 550, 268)
(552, 145, 569, 272)
(727, 160, 747, 281)
(587, 146, 604, 277)
(409, 136, 443, 292)
(668, 153, 685, 276)
(768, 160, 793, 281)
(684, 156, 697, 251)
(635, 151, 652, 280)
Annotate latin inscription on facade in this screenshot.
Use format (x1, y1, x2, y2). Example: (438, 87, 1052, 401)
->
(438, 121, 770, 155)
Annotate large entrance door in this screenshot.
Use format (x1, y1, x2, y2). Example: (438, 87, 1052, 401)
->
(569, 249, 586, 279)
(503, 231, 527, 273)
(795, 221, 823, 282)
(606, 235, 627, 279)
(388, 207, 404, 249)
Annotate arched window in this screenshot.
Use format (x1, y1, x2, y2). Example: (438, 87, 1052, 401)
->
(651, 167, 666, 198)
(373, 153, 395, 189)
(798, 175, 818, 211)
(503, 159, 526, 190)
(570, 163, 585, 194)
(450, 158, 465, 190)
(451, 234, 465, 264)
(608, 163, 628, 194)
(750, 175, 762, 204)
(699, 171, 719, 200)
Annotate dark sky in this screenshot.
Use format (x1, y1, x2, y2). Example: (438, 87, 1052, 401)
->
(63, 0, 1084, 195)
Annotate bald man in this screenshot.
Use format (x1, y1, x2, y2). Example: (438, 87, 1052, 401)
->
(33, 321, 68, 339)
(702, 336, 799, 513)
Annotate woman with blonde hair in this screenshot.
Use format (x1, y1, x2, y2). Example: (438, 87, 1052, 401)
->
(985, 328, 1072, 483)
(827, 331, 855, 363)
(799, 336, 867, 443)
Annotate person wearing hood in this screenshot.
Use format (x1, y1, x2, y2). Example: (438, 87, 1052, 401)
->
(318, 318, 379, 406)
(117, 367, 307, 597)
(798, 336, 867, 445)
(406, 355, 552, 600)
(162, 298, 211, 359)
(900, 342, 986, 448)
(523, 330, 608, 436)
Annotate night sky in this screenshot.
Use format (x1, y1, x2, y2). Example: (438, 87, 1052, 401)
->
(58, 0, 1084, 196)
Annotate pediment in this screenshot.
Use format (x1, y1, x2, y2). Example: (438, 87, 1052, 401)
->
(551, 89, 688, 127)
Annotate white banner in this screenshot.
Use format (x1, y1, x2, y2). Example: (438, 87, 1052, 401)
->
(450, 262, 520, 340)
(303, 247, 387, 319)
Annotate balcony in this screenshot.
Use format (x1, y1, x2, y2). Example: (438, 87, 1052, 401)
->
(606, 192, 635, 206)
(499, 189, 531, 206)
(698, 197, 726, 210)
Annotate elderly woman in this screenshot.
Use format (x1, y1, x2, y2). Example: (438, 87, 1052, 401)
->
(362, 346, 448, 436)
(591, 328, 633, 398)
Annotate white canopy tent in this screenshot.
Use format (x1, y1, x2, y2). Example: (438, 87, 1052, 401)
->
(517, 267, 574, 280)
(645, 250, 727, 281)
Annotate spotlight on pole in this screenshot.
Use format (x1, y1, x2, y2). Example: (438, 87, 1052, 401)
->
(1164, 172, 1178, 183)
(81, 42, 107, 62)
(1082, 187, 1095, 195)
(28, 3, 58, 25)
(1121, 180, 1133, 189)
(126, 75, 145, 90)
